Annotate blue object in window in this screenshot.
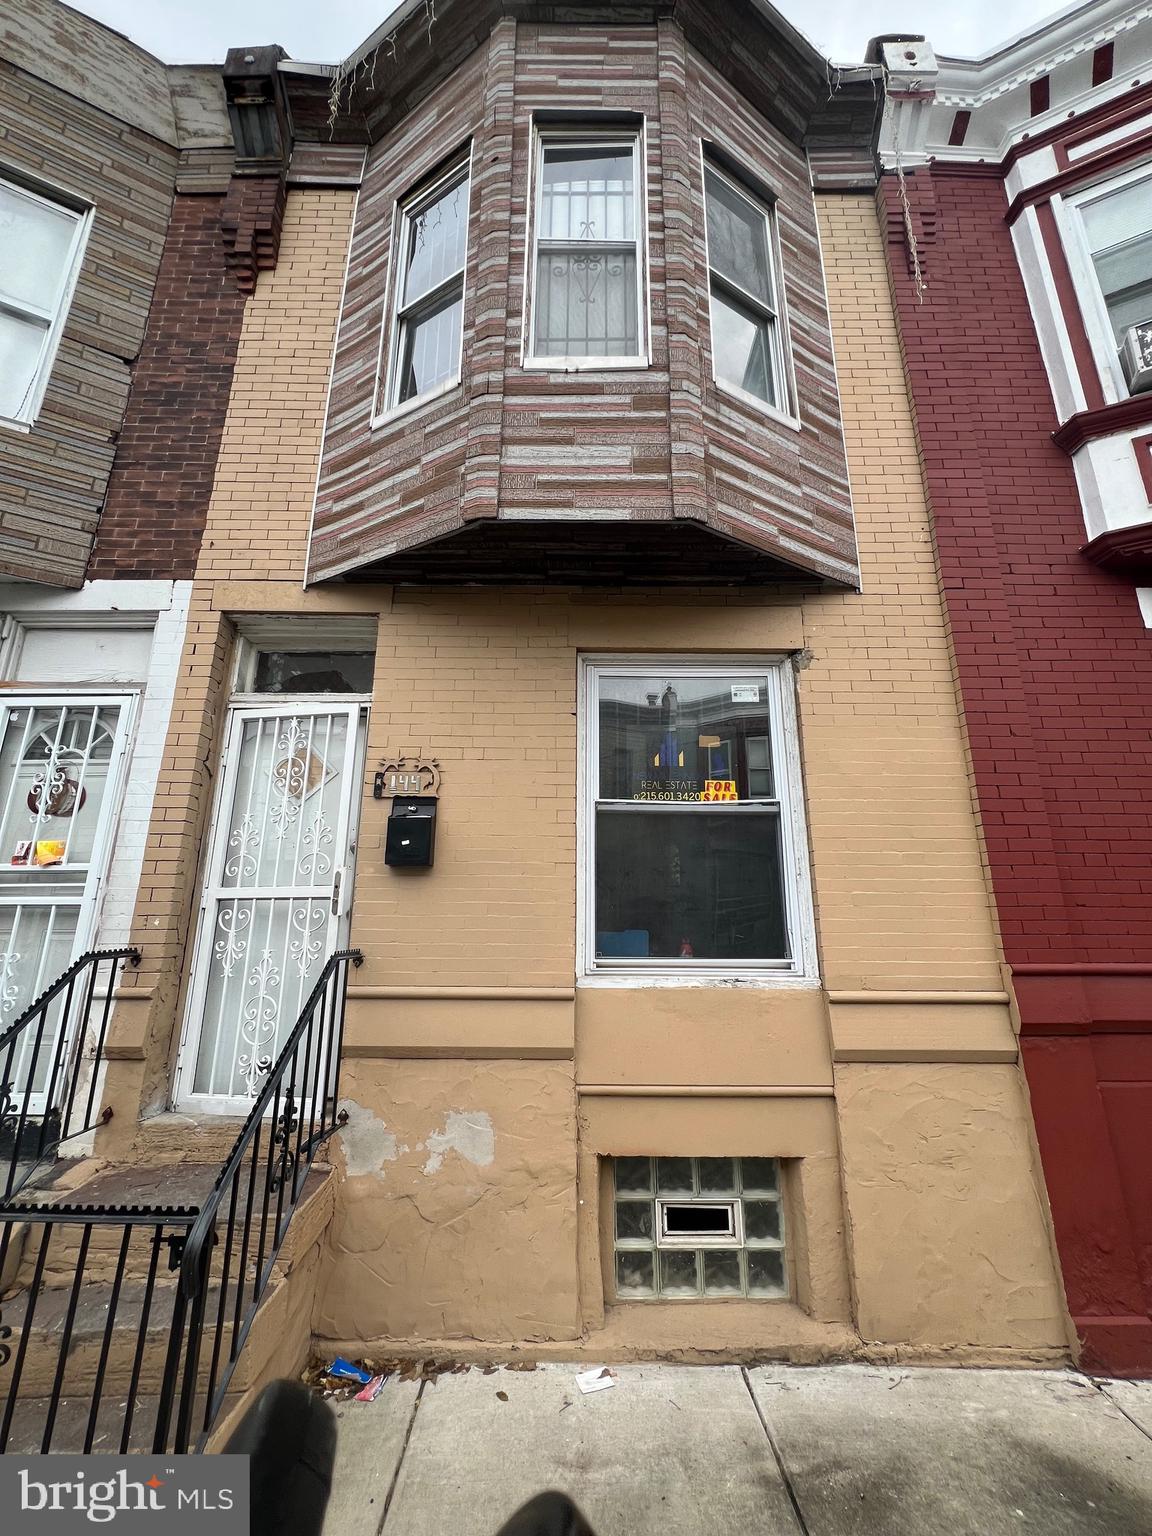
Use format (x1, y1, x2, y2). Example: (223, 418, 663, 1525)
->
(596, 930, 651, 958)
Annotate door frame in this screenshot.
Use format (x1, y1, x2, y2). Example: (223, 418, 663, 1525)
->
(172, 699, 368, 1115)
(0, 689, 138, 1112)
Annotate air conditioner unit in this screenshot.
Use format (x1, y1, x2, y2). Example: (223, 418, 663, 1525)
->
(1120, 319, 1152, 395)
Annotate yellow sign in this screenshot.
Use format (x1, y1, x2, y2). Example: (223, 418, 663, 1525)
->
(701, 780, 738, 802)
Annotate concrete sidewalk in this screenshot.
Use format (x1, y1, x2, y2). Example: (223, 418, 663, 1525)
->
(319, 1363, 1152, 1535)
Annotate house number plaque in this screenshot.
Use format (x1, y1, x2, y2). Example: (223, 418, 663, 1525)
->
(373, 755, 441, 799)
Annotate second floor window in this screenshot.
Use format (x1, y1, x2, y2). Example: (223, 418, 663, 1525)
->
(0, 176, 91, 428)
(704, 162, 788, 414)
(1074, 165, 1152, 383)
(529, 133, 645, 366)
(384, 157, 470, 412)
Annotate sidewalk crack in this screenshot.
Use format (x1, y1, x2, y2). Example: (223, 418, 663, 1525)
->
(377, 1378, 426, 1534)
(741, 1367, 810, 1536)
(1081, 1370, 1152, 1446)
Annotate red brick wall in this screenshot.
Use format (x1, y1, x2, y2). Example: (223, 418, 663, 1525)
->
(880, 169, 1152, 965)
(880, 168, 1152, 1374)
(87, 193, 247, 581)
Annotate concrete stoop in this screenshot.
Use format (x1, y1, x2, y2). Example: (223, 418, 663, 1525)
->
(0, 1156, 333, 1452)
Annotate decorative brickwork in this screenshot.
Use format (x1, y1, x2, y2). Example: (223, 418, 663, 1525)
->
(88, 194, 247, 581)
(880, 168, 1152, 1374)
(220, 174, 288, 294)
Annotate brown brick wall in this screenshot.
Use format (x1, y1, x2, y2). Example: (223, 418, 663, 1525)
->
(88, 192, 247, 581)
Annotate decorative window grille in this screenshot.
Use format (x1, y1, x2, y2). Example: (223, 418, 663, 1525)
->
(529, 135, 645, 364)
(613, 1157, 787, 1300)
(0, 176, 92, 426)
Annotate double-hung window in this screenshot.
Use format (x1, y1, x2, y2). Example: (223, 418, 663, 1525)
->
(1070, 164, 1152, 393)
(0, 176, 91, 428)
(584, 661, 811, 975)
(703, 161, 788, 413)
(528, 132, 646, 366)
(383, 157, 471, 413)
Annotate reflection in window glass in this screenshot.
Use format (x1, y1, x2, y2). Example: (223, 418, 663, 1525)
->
(703, 164, 784, 410)
(252, 652, 375, 694)
(0, 180, 86, 423)
(592, 671, 791, 966)
(388, 161, 470, 408)
(532, 140, 642, 360)
(1079, 175, 1152, 345)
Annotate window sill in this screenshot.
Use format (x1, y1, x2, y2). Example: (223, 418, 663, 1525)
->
(371, 376, 462, 431)
(1051, 390, 1152, 453)
(521, 356, 650, 373)
(711, 377, 801, 433)
(579, 972, 821, 990)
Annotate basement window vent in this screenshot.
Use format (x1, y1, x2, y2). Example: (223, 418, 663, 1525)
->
(612, 1156, 786, 1300)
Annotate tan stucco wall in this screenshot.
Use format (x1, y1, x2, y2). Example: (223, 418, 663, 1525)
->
(103, 187, 1068, 1360)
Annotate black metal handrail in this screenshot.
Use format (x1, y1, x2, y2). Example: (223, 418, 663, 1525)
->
(0, 946, 360, 1454)
(170, 947, 362, 1451)
(0, 948, 140, 1201)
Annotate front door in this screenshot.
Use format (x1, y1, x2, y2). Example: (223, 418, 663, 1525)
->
(0, 694, 134, 1111)
(174, 704, 363, 1113)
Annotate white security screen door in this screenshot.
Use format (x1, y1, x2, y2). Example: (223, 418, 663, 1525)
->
(0, 695, 133, 1110)
(175, 705, 363, 1113)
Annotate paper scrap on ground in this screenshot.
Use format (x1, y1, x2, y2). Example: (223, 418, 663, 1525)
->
(575, 1367, 615, 1395)
(354, 1374, 386, 1402)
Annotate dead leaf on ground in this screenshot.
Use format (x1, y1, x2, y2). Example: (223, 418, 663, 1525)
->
(496, 1390, 509, 1402)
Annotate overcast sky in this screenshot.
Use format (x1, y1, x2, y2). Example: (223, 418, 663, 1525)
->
(66, 0, 1071, 67)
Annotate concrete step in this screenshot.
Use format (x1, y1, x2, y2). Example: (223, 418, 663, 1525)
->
(6, 1162, 332, 1288)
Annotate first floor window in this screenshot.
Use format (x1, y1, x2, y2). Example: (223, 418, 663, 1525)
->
(584, 660, 807, 973)
(0, 176, 91, 426)
(613, 1157, 787, 1300)
(529, 132, 645, 364)
(1075, 165, 1152, 350)
(704, 160, 788, 412)
(384, 155, 470, 411)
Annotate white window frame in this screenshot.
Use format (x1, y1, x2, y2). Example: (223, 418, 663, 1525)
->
(578, 656, 817, 985)
(1060, 157, 1152, 401)
(700, 152, 797, 429)
(522, 124, 650, 372)
(374, 151, 472, 426)
(0, 173, 93, 433)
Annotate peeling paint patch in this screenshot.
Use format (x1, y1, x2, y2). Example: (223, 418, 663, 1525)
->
(337, 1099, 404, 1179)
(422, 1110, 495, 1174)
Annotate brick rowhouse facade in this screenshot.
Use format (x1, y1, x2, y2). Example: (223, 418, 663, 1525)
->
(877, 9, 1152, 1375)
(99, 0, 1069, 1369)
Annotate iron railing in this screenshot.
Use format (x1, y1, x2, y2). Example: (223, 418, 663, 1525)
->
(171, 947, 361, 1451)
(0, 947, 361, 1454)
(0, 948, 140, 1202)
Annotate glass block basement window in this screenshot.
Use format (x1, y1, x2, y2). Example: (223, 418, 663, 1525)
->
(613, 1157, 786, 1300)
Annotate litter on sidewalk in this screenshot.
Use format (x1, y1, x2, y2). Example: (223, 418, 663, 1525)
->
(574, 1367, 616, 1395)
(354, 1374, 386, 1402)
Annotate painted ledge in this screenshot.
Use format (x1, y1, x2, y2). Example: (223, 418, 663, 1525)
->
(826, 991, 1018, 1063)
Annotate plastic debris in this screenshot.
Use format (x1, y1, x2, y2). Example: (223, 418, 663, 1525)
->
(354, 1374, 386, 1402)
(575, 1367, 615, 1395)
(328, 1358, 373, 1386)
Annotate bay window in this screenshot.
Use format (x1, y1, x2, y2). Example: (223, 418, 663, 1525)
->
(528, 132, 646, 366)
(583, 661, 811, 976)
(383, 156, 471, 413)
(703, 160, 789, 414)
(1075, 166, 1152, 346)
(0, 175, 91, 428)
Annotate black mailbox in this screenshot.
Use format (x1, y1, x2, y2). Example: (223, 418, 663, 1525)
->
(385, 797, 437, 867)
